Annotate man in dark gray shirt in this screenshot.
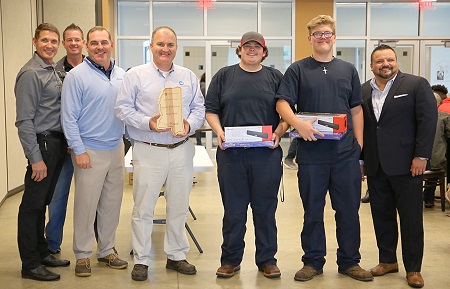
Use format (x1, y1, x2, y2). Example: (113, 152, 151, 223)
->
(15, 23, 70, 282)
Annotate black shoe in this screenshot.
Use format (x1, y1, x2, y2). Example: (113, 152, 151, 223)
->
(131, 264, 149, 281)
(361, 189, 370, 203)
(166, 259, 197, 275)
(21, 265, 60, 281)
(41, 254, 70, 267)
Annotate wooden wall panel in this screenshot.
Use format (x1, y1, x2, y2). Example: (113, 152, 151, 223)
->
(295, 0, 334, 61)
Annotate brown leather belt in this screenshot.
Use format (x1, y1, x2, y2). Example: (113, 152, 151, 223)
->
(142, 137, 189, 149)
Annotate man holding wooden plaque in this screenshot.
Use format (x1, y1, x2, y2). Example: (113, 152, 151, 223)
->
(115, 26, 205, 281)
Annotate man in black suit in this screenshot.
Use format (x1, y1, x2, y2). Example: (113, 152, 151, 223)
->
(361, 44, 437, 288)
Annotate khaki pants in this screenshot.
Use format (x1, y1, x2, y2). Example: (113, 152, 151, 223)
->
(72, 145, 124, 260)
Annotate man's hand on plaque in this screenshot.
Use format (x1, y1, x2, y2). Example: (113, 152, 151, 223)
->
(149, 114, 170, 133)
(174, 119, 190, 138)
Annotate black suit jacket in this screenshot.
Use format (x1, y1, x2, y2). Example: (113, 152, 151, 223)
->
(361, 71, 437, 176)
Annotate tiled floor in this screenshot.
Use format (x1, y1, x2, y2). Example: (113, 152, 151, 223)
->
(0, 139, 449, 289)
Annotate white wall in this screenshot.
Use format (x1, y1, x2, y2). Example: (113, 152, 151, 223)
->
(42, 0, 96, 61)
(0, 0, 96, 205)
(0, 0, 36, 203)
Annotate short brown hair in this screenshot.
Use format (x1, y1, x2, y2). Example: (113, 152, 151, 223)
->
(151, 26, 177, 44)
(63, 23, 84, 41)
(34, 23, 60, 41)
(307, 15, 336, 34)
(86, 26, 111, 43)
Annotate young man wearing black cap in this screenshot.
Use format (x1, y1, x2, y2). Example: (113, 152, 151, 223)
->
(206, 31, 289, 279)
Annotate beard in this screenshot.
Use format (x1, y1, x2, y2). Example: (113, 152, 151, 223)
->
(375, 66, 396, 80)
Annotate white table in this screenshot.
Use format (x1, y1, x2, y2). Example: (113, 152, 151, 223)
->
(124, 145, 214, 173)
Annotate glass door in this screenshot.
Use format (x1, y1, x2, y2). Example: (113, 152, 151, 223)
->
(420, 40, 450, 87)
(205, 41, 239, 92)
(366, 40, 419, 80)
(203, 41, 240, 154)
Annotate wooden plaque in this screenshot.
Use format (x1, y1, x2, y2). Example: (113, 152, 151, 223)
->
(157, 87, 184, 135)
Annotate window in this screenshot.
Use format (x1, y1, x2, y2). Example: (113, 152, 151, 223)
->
(207, 2, 257, 36)
(422, 3, 450, 37)
(117, 1, 150, 36)
(153, 2, 203, 36)
(370, 3, 418, 37)
(261, 3, 292, 36)
(336, 3, 366, 37)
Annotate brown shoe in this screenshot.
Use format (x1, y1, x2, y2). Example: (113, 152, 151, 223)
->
(424, 202, 434, 208)
(75, 258, 91, 277)
(216, 264, 241, 278)
(339, 265, 373, 282)
(259, 264, 281, 278)
(406, 272, 424, 288)
(294, 266, 323, 281)
(369, 263, 399, 276)
(97, 252, 128, 269)
(166, 259, 197, 275)
(131, 264, 148, 281)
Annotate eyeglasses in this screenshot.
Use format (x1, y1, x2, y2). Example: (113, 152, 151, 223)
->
(310, 31, 334, 39)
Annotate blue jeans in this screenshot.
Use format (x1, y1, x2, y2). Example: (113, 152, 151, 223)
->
(45, 153, 74, 252)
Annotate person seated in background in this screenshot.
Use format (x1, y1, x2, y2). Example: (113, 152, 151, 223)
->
(436, 85, 450, 113)
(423, 93, 450, 208)
(432, 84, 448, 103)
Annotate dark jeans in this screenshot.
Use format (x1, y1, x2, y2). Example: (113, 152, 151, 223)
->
(298, 151, 362, 271)
(18, 133, 67, 270)
(286, 138, 298, 159)
(217, 147, 282, 268)
(422, 177, 437, 203)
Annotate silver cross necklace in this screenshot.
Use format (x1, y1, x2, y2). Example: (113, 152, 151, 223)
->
(311, 56, 335, 75)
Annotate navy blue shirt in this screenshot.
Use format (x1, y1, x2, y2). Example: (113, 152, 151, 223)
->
(206, 64, 283, 131)
(276, 57, 362, 164)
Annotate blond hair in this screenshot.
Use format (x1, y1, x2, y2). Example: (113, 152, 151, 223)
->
(307, 15, 336, 34)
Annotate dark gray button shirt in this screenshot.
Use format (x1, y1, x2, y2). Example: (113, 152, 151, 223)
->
(15, 52, 63, 163)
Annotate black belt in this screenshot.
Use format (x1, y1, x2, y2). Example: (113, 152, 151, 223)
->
(37, 131, 65, 138)
(143, 137, 189, 149)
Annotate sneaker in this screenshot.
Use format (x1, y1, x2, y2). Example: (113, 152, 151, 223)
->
(283, 158, 297, 170)
(131, 264, 149, 281)
(166, 259, 197, 275)
(75, 258, 91, 277)
(98, 252, 128, 269)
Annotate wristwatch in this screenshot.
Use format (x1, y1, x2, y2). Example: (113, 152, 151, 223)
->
(418, 157, 428, 161)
